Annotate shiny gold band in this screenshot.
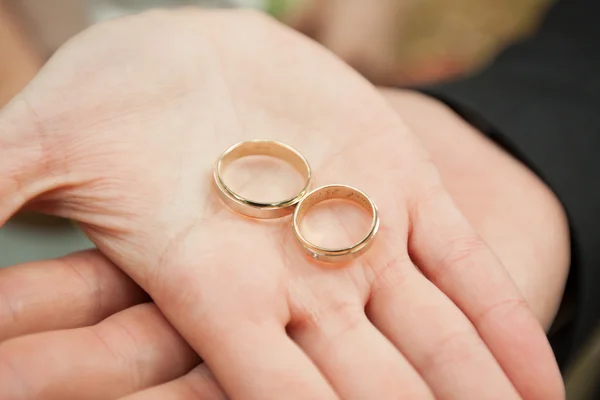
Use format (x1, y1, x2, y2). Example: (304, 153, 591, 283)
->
(293, 184, 380, 263)
(214, 140, 312, 219)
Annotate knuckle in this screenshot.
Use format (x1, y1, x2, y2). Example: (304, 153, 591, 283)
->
(409, 182, 446, 222)
(421, 328, 482, 371)
(324, 302, 364, 339)
(61, 252, 104, 317)
(0, 283, 19, 337)
(369, 252, 413, 295)
(91, 321, 140, 391)
(433, 235, 489, 282)
(442, 235, 488, 264)
(291, 297, 364, 342)
(474, 297, 530, 326)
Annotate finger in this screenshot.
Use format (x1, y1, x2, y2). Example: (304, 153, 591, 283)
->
(408, 186, 564, 399)
(140, 223, 338, 400)
(197, 319, 336, 400)
(0, 249, 148, 341)
(366, 246, 519, 399)
(202, 321, 337, 400)
(0, 303, 198, 400)
(119, 364, 227, 400)
(288, 301, 434, 399)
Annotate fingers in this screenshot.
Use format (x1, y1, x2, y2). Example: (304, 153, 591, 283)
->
(0, 250, 148, 341)
(197, 318, 337, 400)
(119, 364, 227, 400)
(138, 221, 338, 400)
(0, 303, 198, 400)
(367, 247, 519, 399)
(288, 301, 434, 399)
(408, 186, 565, 399)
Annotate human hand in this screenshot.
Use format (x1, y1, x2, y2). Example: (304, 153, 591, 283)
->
(380, 88, 571, 330)
(0, 93, 569, 400)
(0, 108, 571, 400)
(0, 125, 570, 400)
(284, 0, 406, 84)
(0, 90, 570, 400)
(0, 9, 563, 399)
(0, 250, 211, 398)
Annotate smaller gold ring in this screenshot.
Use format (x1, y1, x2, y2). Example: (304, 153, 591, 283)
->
(214, 140, 312, 219)
(293, 184, 380, 263)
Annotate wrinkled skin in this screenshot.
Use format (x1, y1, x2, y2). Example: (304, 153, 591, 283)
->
(0, 9, 565, 400)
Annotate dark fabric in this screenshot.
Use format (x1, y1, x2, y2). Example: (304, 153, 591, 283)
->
(418, 0, 600, 369)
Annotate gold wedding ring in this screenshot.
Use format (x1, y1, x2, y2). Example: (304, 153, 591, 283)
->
(293, 184, 379, 263)
(214, 140, 312, 219)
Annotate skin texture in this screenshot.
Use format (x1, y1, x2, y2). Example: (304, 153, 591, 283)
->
(381, 89, 570, 330)
(0, 9, 566, 400)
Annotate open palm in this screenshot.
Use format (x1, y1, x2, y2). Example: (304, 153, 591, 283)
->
(0, 9, 562, 400)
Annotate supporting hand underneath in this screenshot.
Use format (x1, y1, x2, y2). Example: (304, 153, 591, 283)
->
(0, 9, 565, 400)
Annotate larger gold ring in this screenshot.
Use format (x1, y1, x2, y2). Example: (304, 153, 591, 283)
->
(214, 140, 312, 219)
(293, 184, 380, 263)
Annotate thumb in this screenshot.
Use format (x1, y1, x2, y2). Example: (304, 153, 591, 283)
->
(0, 96, 59, 226)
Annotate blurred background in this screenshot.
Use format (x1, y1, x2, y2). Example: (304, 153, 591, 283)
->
(0, 0, 555, 106)
(0, 0, 598, 398)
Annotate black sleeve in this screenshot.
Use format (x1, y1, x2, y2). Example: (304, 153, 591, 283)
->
(418, 0, 600, 369)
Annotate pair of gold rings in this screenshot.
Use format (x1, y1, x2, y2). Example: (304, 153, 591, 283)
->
(213, 139, 379, 263)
